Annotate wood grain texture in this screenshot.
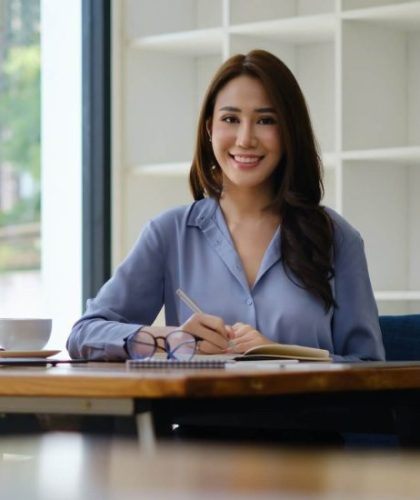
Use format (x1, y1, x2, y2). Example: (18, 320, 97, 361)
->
(1, 363, 420, 398)
(3, 433, 420, 497)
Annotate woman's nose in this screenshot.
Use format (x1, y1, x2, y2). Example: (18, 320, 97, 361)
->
(236, 122, 257, 148)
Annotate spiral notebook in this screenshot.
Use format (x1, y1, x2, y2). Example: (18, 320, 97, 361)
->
(126, 353, 304, 370)
(126, 354, 234, 370)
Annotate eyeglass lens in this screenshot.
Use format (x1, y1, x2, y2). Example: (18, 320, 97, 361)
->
(127, 330, 156, 359)
(166, 330, 196, 360)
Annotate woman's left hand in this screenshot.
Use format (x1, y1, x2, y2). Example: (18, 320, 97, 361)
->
(227, 322, 272, 354)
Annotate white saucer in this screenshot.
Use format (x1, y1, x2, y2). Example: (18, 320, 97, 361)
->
(0, 350, 61, 359)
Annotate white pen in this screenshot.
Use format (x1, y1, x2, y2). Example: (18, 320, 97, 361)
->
(176, 288, 203, 314)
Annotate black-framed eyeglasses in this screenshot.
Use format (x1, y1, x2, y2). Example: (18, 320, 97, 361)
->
(126, 329, 197, 361)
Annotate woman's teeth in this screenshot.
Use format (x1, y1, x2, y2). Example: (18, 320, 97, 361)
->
(233, 155, 260, 163)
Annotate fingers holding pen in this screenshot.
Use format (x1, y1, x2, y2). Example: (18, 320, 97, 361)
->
(181, 313, 230, 352)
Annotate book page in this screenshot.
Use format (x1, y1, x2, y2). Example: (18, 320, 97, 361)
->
(242, 343, 331, 361)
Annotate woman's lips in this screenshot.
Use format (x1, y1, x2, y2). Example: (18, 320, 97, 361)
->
(229, 153, 263, 169)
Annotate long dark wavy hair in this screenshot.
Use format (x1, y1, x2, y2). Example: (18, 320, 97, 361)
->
(189, 49, 335, 311)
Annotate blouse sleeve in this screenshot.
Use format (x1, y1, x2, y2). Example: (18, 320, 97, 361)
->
(331, 226, 385, 362)
(66, 220, 165, 360)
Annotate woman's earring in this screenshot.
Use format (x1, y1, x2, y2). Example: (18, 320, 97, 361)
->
(211, 164, 216, 171)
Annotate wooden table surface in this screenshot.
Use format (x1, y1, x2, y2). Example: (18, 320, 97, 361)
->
(1, 362, 420, 398)
(1, 432, 420, 499)
(3, 362, 420, 446)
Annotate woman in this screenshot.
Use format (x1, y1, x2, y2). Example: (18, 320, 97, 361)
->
(67, 50, 385, 362)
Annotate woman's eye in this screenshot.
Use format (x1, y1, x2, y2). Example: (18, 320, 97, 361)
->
(258, 116, 277, 125)
(221, 115, 239, 124)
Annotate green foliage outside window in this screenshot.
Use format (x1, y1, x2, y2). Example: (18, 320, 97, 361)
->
(0, 45, 40, 224)
(0, 0, 40, 272)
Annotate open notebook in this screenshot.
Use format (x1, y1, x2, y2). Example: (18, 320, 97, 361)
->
(234, 343, 331, 362)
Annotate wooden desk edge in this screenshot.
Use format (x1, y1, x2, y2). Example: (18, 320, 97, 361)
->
(1, 364, 420, 398)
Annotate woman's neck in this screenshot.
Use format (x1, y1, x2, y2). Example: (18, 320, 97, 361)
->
(219, 186, 279, 225)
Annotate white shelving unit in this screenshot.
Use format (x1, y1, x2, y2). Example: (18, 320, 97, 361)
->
(112, 0, 420, 315)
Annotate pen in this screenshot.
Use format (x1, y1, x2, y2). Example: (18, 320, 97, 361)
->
(176, 288, 203, 314)
(176, 288, 234, 348)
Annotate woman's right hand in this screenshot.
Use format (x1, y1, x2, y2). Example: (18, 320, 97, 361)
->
(181, 313, 231, 354)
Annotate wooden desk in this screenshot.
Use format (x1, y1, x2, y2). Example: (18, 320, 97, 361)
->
(3, 361, 420, 397)
(1, 432, 420, 498)
(2, 362, 420, 446)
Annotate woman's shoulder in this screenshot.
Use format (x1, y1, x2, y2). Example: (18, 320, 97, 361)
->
(324, 206, 363, 248)
(148, 197, 218, 232)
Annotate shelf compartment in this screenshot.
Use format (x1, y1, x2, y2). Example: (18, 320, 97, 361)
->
(342, 20, 420, 150)
(342, 160, 420, 292)
(230, 0, 336, 25)
(124, 51, 221, 167)
(124, 0, 223, 38)
(129, 28, 224, 56)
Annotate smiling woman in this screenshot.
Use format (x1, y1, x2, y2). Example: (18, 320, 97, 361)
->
(68, 49, 385, 363)
(190, 51, 335, 312)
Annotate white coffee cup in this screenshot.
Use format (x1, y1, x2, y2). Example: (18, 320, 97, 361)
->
(0, 318, 52, 351)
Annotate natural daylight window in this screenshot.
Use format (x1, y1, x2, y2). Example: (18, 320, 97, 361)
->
(0, 0, 42, 317)
(0, 0, 82, 349)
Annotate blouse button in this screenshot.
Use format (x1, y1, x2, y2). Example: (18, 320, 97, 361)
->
(247, 298, 253, 306)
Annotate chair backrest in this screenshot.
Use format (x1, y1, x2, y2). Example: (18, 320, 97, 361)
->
(379, 315, 420, 361)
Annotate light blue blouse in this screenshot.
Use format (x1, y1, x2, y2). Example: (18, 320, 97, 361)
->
(67, 198, 385, 362)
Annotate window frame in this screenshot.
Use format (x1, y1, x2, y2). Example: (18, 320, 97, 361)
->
(82, 0, 112, 304)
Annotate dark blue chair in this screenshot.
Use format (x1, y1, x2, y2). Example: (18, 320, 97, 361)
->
(342, 314, 420, 448)
(379, 314, 420, 361)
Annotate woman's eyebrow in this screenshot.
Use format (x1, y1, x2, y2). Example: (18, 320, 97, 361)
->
(218, 106, 276, 113)
(218, 106, 240, 112)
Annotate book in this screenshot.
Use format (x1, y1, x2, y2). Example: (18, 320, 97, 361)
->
(233, 343, 331, 362)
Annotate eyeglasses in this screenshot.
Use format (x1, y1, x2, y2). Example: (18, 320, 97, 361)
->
(126, 329, 197, 361)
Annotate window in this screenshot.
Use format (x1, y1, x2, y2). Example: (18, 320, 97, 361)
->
(0, 0, 82, 350)
(0, 0, 42, 316)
